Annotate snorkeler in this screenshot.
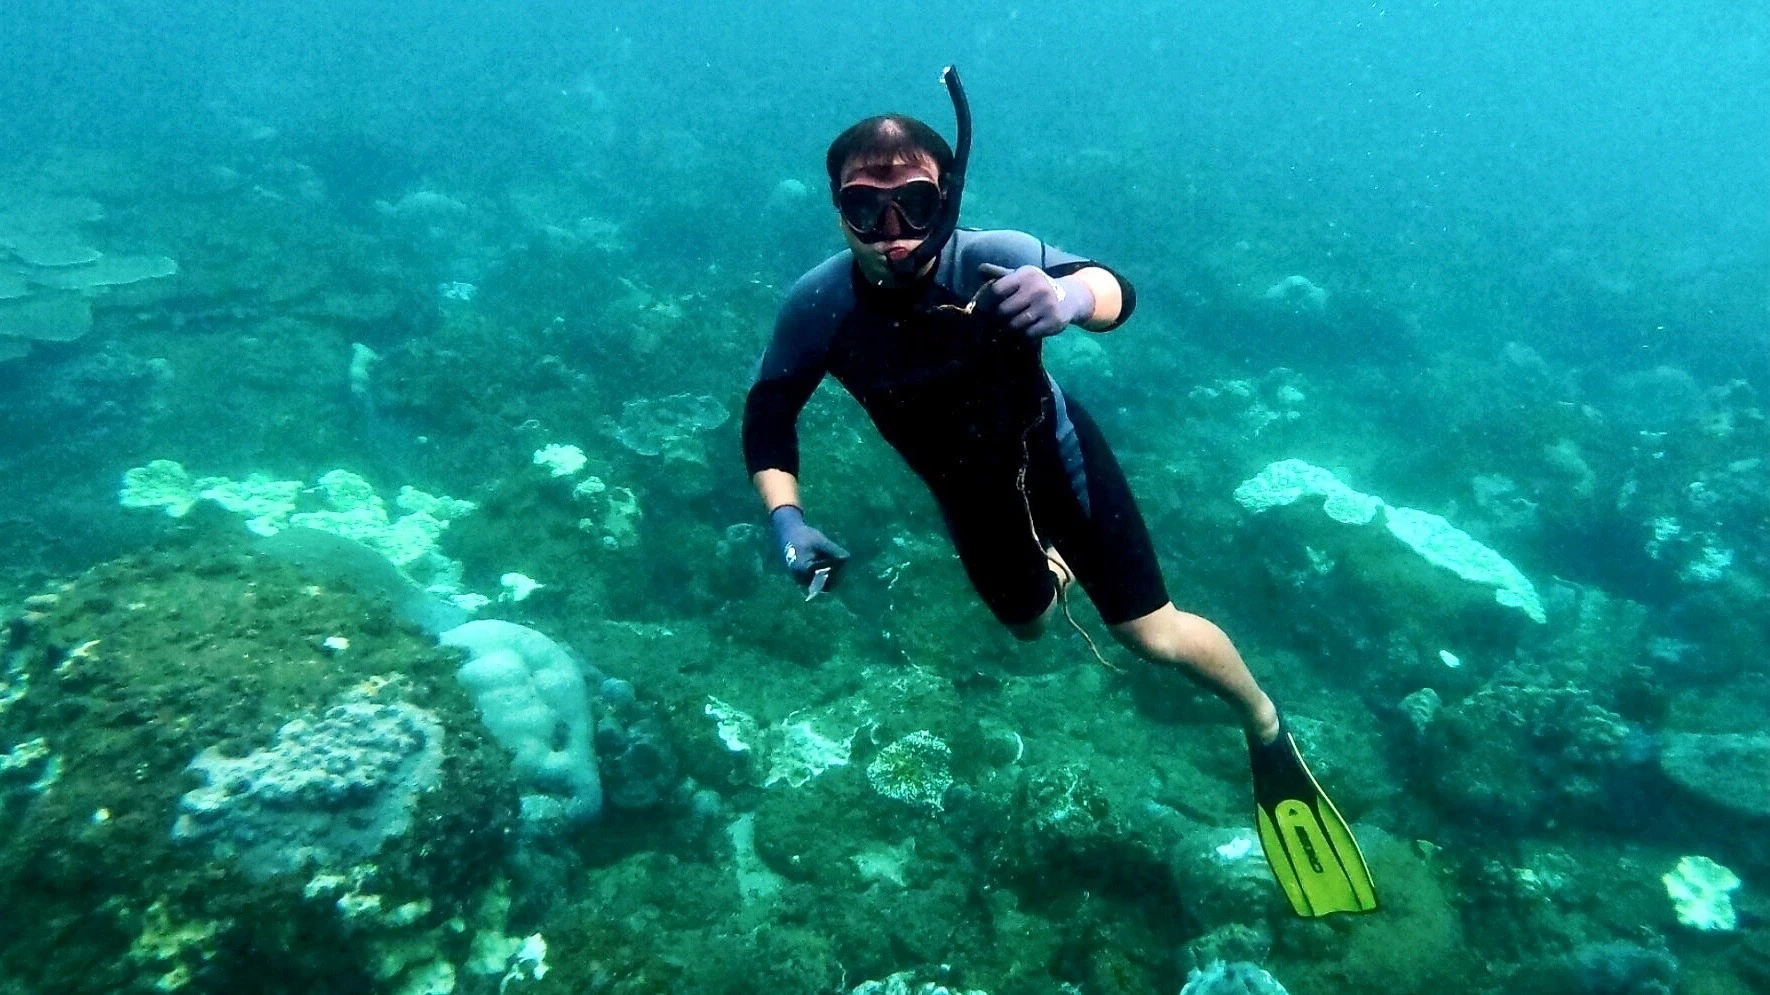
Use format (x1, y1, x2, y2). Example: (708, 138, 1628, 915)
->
(740, 68, 1375, 917)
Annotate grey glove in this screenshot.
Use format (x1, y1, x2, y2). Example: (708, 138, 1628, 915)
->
(975, 263, 1094, 338)
(769, 505, 849, 592)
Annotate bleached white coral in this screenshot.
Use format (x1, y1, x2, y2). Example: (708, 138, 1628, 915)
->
(1235, 458, 1545, 622)
(532, 443, 586, 478)
(866, 731, 953, 811)
(1663, 855, 1740, 931)
(1232, 458, 1382, 525)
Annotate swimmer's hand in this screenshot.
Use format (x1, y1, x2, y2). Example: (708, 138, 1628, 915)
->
(975, 263, 1094, 338)
(769, 506, 850, 593)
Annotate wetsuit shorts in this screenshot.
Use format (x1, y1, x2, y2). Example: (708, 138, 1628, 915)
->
(936, 396, 1169, 627)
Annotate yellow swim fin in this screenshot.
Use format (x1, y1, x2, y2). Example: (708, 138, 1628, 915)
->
(1249, 715, 1378, 917)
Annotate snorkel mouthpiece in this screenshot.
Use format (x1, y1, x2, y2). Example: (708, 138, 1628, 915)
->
(889, 65, 971, 280)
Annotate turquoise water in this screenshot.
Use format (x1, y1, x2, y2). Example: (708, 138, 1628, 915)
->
(0, 3, 1765, 993)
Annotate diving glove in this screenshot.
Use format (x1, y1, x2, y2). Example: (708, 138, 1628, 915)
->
(975, 263, 1094, 338)
(769, 505, 849, 594)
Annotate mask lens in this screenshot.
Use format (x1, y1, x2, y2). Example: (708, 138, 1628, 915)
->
(890, 180, 942, 230)
(837, 180, 943, 239)
(837, 185, 892, 234)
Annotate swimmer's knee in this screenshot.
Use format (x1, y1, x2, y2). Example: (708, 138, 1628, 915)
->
(1004, 594, 1059, 641)
(1109, 605, 1229, 664)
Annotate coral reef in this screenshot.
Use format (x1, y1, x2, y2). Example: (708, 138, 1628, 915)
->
(441, 619, 603, 828)
(1567, 939, 1679, 995)
(1658, 733, 1770, 820)
(1236, 457, 1545, 623)
(0, 74, 1765, 993)
(1170, 823, 1284, 927)
(0, 192, 178, 363)
(865, 730, 954, 812)
(0, 530, 516, 994)
(171, 697, 444, 878)
(613, 392, 730, 462)
(1661, 855, 1741, 932)
(119, 461, 479, 602)
(1418, 674, 1632, 828)
(991, 762, 1172, 908)
(594, 677, 681, 811)
(851, 969, 990, 995)
(1180, 960, 1289, 995)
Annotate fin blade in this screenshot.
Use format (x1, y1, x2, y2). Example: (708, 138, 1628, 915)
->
(1255, 806, 1313, 916)
(1272, 800, 1377, 915)
(1315, 796, 1379, 911)
(1251, 730, 1380, 917)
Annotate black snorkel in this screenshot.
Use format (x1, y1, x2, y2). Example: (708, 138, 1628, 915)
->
(887, 65, 971, 282)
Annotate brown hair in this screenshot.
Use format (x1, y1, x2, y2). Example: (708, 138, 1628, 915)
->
(824, 114, 955, 197)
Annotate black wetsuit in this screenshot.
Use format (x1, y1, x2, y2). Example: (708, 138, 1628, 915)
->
(742, 229, 1168, 626)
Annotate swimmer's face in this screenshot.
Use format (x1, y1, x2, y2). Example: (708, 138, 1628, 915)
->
(836, 153, 941, 284)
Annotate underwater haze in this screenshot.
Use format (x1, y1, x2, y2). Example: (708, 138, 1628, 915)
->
(1, 2, 1766, 993)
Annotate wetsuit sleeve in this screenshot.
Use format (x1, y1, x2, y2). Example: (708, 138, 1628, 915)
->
(741, 275, 838, 477)
(953, 229, 1137, 330)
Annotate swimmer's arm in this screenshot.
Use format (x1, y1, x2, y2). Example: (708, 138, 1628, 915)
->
(1066, 266, 1124, 331)
(957, 230, 1135, 332)
(742, 270, 838, 495)
(752, 468, 801, 513)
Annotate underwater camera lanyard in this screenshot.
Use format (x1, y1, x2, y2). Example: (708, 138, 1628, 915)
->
(1012, 407, 1120, 674)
